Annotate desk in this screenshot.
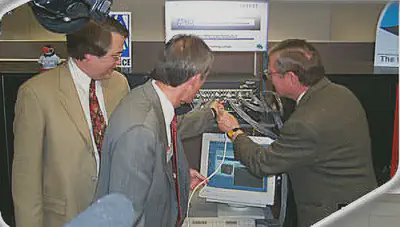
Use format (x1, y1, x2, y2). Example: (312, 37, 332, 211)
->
(186, 191, 282, 227)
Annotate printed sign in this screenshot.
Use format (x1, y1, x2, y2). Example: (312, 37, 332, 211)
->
(165, 1, 268, 52)
(374, 1, 399, 68)
(110, 12, 132, 68)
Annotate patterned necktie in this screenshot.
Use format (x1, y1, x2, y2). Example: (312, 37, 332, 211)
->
(89, 79, 106, 159)
(170, 115, 182, 227)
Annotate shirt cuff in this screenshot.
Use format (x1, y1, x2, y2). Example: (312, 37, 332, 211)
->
(210, 108, 217, 119)
(232, 133, 249, 164)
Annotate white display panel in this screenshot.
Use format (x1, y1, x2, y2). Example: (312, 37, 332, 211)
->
(165, 0, 268, 52)
(199, 133, 276, 207)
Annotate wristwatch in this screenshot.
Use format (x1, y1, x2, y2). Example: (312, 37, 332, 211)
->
(227, 127, 241, 140)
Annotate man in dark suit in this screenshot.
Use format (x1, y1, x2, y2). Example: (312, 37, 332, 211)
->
(12, 18, 130, 227)
(95, 34, 223, 227)
(217, 39, 377, 227)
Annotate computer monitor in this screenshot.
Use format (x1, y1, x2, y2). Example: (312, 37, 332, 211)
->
(199, 133, 276, 208)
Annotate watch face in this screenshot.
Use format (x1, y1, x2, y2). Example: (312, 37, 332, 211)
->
(227, 130, 235, 139)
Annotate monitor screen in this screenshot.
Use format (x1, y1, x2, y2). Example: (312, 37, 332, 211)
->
(199, 133, 276, 207)
(165, 0, 269, 52)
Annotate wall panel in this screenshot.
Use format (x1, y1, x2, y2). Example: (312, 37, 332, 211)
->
(268, 2, 332, 41)
(0, 4, 65, 41)
(0, 1, 387, 42)
(330, 3, 384, 42)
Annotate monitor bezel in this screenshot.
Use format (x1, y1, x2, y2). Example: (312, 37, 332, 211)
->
(199, 133, 276, 207)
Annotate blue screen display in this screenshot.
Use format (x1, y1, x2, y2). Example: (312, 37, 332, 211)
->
(207, 141, 268, 192)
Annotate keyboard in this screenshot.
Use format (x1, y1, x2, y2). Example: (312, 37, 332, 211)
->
(182, 217, 256, 227)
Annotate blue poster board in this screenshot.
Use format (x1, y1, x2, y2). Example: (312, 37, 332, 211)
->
(110, 12, 132, 68)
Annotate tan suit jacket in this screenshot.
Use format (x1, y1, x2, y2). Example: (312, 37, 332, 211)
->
(12, 64, 129, 227)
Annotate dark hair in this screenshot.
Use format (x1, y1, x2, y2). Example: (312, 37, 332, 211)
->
(150, 34, 214, 87)
(268, 39, 325, 86)
(66, 16, 129, 60)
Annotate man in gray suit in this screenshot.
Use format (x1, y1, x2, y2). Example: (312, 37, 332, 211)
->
(95, 35, 222, 227)
(217, 39, 377, 227)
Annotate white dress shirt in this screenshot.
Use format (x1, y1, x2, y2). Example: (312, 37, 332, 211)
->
(296, 90, 307, 105)
(151, 80, 175, 162)
(68, 58, 108, 175)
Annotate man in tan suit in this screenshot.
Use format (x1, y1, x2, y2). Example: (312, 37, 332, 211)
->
(12, 17, 129, 227)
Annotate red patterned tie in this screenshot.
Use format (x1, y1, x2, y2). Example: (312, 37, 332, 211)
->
(89, 79, 106, 159)
(170, 115, 182, 226)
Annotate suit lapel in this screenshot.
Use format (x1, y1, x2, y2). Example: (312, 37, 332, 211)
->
(143, 81, 175, 187)
(297, 77, 331, 108)
(58, 64, 93, 152)
(101, 77, 113, 119)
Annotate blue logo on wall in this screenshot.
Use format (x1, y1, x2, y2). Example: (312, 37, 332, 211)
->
(380, 1, 399, 36)
(374, 1, 399, 67)
(110, 12, 132, 68)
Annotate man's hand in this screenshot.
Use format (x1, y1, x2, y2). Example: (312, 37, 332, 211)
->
(210, 100, 225, 118)
(217, 112, 240, 133)
(189, 168, 208, 191)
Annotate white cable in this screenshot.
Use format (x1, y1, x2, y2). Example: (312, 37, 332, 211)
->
(0, 211, 10, 227)
(185, 134, 229, 226)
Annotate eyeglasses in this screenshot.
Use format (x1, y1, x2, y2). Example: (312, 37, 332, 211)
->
(264, 70, 282, 80)
(110, 54, 122, 61)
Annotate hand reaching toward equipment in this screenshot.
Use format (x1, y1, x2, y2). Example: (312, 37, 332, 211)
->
(217, 112, 240, 133)
(210, 100, 225, 116)
(189, 168, 208, 191)
(209, 100, 227, 122)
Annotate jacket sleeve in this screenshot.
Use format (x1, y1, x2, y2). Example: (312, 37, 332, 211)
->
(113, 72, 130, 98)
(234, 119, 319, 176)
(12, 85, 45, 227)
(122, 75, 130, 95)
(177, 108, 215, 140)
(107, 126, 156, 227)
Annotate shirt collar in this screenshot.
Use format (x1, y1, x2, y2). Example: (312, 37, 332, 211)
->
(151, 80, 175, 126)
(296, 90, 307, 105)
(68, 57, 91, 89)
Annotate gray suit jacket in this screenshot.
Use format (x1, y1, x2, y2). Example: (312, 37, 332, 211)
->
(95, 80, 215, 227)
(234, 77, 377, 227)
